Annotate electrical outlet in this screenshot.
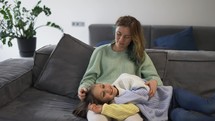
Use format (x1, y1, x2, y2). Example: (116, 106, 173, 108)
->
(72, 21, 85, 27)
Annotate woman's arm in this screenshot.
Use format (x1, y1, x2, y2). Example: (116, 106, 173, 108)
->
(139, 52, 163, 97)
(78, 48, 103, 91)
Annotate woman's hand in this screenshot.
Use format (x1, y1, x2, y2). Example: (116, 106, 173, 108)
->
(78, 88, 87, 101)
(88, 103, 103, 114)
(145, 80, 158, 97)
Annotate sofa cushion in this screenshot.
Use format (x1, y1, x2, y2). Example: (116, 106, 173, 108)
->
(34, 34, 94, 99)
(0, 88, 87, 121)
(0, 58, 33, 108)
(146, 49, 168, 81)
(163, 50, 215, 97)
(154, 27, 197, 50)
(33, 45, 56, 83)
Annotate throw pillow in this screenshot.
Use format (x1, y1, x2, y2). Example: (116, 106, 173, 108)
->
(154, 27, 198, 50)
(34, 34, 94, 99)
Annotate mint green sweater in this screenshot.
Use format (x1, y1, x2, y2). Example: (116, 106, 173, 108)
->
(79, 44, 163, 90)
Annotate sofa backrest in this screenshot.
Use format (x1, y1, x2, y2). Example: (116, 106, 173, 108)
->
(150, 25, 215, 51)
(146, 49, 215, 97)
(89, 24, 215, 51)
(192, 26, 215, 51)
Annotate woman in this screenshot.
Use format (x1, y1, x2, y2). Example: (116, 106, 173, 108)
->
(78, 15, 163, 121)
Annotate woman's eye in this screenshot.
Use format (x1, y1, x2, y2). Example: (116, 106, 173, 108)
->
(116, 32, 121, 36)
(124, 36, 131, 39)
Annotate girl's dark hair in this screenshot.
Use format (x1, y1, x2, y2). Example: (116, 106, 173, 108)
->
(72, 85, 104, 118)
(115, 15, 146, 66)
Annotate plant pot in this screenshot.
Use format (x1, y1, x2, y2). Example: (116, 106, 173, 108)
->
(17, 37, 36, 57)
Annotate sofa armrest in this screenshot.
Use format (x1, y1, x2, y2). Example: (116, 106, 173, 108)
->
(0, 58, 33, 108)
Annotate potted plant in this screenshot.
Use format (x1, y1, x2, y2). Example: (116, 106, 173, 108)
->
(0, 0, 63, 57)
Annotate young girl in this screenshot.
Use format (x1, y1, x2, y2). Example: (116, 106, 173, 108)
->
(73, 74, 141, 121)
(74, 73, 173, 121)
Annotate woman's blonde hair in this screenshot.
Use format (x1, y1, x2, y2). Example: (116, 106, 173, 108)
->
(115, 15, 146, 65)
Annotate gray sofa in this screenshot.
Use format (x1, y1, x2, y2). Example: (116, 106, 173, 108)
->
(0, 32, 215, 121)
(89, 24, 215, 51)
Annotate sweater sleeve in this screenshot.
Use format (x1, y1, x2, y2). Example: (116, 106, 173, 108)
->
(101, 103, 139, 120)
(78, 47, 103, 90)
(138, 52, 163, 86)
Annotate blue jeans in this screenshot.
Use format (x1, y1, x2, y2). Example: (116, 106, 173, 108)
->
(170, 88, 215, 121)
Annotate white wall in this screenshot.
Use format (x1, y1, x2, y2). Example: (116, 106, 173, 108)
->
(1, 0, 215, 61)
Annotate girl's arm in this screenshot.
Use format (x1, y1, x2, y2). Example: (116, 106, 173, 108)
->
(89, 103, 139, 120)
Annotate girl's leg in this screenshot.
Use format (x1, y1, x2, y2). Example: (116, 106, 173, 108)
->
(174, 88, 215, 114)
(87, 110, 112, 121)
(124, 113, 143, 121)
(170, 108, 215, 121)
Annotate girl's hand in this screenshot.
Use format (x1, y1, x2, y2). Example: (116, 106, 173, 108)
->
(78, 88, 87, 101)
(145, 80, 158, 97)
(88, 103, 103, 114)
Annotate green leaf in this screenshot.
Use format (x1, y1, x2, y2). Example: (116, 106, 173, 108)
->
(0, 10, 9, 19)
(47, 22, 63, 32)
(0, 0, 63, 47)
(8, 37, 13, 47)
(43, 6, 51, 16)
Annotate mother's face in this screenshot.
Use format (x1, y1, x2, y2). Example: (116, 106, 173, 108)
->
(114, 26, 132, 51)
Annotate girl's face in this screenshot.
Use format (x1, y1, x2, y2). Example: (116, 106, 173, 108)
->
(114, 26, 132, 51)
(92, 83, 118, 103)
